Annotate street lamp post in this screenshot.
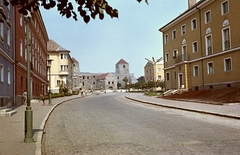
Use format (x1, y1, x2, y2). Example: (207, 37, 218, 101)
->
(145, 57, 163, 92)
(47, 59, 53, 105)
(24, 11, 33, 143)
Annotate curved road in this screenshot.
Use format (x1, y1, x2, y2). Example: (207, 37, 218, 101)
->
(42, 93, 240, 155)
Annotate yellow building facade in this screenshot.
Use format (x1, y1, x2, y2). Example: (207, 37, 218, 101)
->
(144, 61, 164, 83)
(47, 39, 73, 93)
(160, 0, 240, 91)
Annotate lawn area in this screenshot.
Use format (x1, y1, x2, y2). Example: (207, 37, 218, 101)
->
(144, 91, 162, 97)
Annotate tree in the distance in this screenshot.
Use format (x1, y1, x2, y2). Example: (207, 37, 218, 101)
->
(5, 0, 148, 23)
(122, 76, 129, 89)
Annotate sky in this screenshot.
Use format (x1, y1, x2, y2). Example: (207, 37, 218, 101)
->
(40, 0, 189, 78)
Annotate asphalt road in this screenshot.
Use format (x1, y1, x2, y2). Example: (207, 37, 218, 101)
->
(42, 93, 240, 155)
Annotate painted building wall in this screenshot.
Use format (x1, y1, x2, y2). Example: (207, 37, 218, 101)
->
(160, 0, 240, 91)
(0, 1, 14, 107)
(47, 40, 73, 93)
(15, 8, 48, 105)
(144, 61, 164, 83)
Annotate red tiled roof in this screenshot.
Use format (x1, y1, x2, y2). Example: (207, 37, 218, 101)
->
(144, 61, 153, 68)
(47, 39, 69, 52)
(72, 57, 79, 63)
(96, 73, 109, 80)
(116, 59, 128, 65)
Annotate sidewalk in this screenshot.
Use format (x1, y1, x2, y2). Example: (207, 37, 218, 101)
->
(126, 93, 240, 119)
(0, 95, 82, 155)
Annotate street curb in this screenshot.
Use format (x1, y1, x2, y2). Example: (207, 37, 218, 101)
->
(125, 96, 240, 120)
(35, 96, 83, 155)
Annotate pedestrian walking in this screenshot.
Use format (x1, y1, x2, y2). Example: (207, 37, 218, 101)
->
(23, 90, 27, 104)
(40, 94, 45, 106)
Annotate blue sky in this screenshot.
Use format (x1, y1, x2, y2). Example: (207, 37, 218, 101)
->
(40, 0, 188, 78)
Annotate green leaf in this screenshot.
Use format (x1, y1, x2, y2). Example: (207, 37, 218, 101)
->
(84, 15, 90, 23)
(99, 12, 104, 20)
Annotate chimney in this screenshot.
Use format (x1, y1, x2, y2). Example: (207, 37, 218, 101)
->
(188, 0, 197, 8)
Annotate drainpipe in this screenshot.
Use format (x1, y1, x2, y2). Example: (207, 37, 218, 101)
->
(13, 8, 16, 106)
(196, 6, 205, 90)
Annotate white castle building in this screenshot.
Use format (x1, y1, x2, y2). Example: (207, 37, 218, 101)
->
(74, 59, 137, 91)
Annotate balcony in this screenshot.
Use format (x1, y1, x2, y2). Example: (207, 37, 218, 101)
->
(58, 70, 69, 76)
(175, 54, 189, 63)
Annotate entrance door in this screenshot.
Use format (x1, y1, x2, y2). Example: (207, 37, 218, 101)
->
(178, 74, 183, 89)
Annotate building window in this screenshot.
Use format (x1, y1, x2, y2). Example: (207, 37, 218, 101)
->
(174, 71, 176, 80)
(224, 58, 232, 71)
(205, 10, 211, 23)
(57, 80, 61, 86)
(87, 76, 89, 79)
(20, 40, 23, 57)
(7, 69, 10, 84)
(60, 65, 68, 71)
(206, 35, 212, 55)
(193, 65, 199, 77)
(25, 42, 27, 61)
(165, 53, 169, 62)
(20, 14, 23, 26)
(0, 22, 3, 39)
(158, 68, 161, 72)
(192, 41, 198, 53)
(112, 81, 114, 84)
(21, 76, 23, 88)
(7, 26, 10, 46)
(166, 72, 170, 81)
(0, 64, 4, 82)
(165, 34, 168, 43)
(191, 18, 197, 30)
(172, 30, 176, 40)
(60, 53, 68, 59)
(182, 45, 187, 61)
(221, 0, 229, 15)
(181, 24, 186, 35)
(158, 75, 161, 80)
(123, 65, 125, 68)
(173, 50, 177, 58)
(222, 27, 230, 50)
(7, 1, 10, 10)
(108, 81, 110, 84)
(207, 62, 214, 74)
(32, 57, 34, 70)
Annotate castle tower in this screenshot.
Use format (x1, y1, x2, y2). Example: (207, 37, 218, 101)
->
(115, 59, 129, 74)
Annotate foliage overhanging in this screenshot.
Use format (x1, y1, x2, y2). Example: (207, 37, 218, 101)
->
(4, 0, 148, 23)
